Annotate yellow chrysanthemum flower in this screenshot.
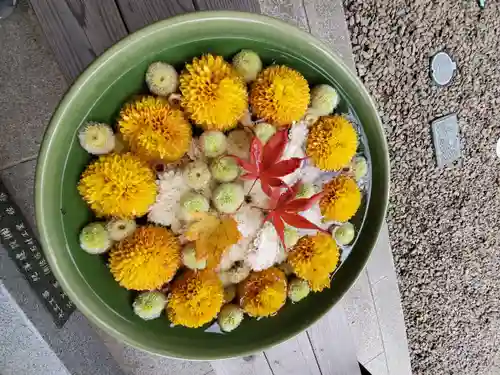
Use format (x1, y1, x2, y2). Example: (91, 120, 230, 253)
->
(319, 175, 361, 222)
(167, 270, 224, 328)
(238, 267, 287, 317)
(250, 65, 310, 127)
(109, 226, 181, 290)
(78, 153, 156, 218)
(288, 233, 340, 292)
(117, 96, 192, 162)
(180, 54, 248, 131)
(306, 115, 358, 171)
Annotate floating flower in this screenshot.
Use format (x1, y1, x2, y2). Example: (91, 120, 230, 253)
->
(196, 217, 241, 269)
(167, 270, 224, 328)
(78, 153, 156, 218)
(79, 222, 112, 254)
(148, 169, 189, 227)
(218, 261, 251, 287)
(118, 96, 192, 162)
(200, 130, 227, 158)
(306, 115, 358, 171)
(182, 244, 207, 270)
(250, 66, 310, 127)
(218, 304, 244, 332)
(179, 192, 210, 221)
(310, 84, 340, 116)
(212, 183, 245, 214)
(180, 54, 248, 131)
(238, 267, 287, 317)
(78, 122, 115, 155)
(210, 156, 239, 182)
(106, 219, 136, 242)
(287, 277, 310, 302)
(232, 49, 262, 82)
(288, 233, 340, 292)
(133, 291, 167, 320)
(145, 62, 179, 96)
(334, 222, 355, 245)
(227, 129, 252, 159)
(246, 222, 283, 271)
(319, 175, 361, 222)
(109, 226, 181, 290)
(254, 122, 276, 144)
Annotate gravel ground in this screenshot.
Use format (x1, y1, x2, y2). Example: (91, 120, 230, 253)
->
(343, 1, 500, 374)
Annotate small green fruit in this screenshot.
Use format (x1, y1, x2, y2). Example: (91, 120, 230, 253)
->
(145, 62, 179, 96)
(218, 304, 244, 332)
(180, 192, 210, 221)
(254, 122, 276, 144)
(288, 278, 310, 302)
(133, 291, 167, 320)
(182, 244, 207, 270)
(200, 130, 227, 158)
(334, 222, 355, 245)
(79, 222, 112, 254)
(310, 84, 340, 116)
(211, 156, 239, 182)
(183, 161, 212, 190)
(212, 183, 244, 214)
(232, 49, 262, 82)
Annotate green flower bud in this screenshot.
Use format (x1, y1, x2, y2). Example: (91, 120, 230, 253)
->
(145, 62, 179, 96)
(182, 244, 207, 270)
(254, 122, 276, 144)
(232, 49, 262, 82)
(288, 278, 310, 302)
(180, 192, 210, 221)
(200, 131, 227, 158)
(334, 222, 355, 245)
(183, 161, 212, 190)
(106, 219, 136, 241)
(212, 183, 244, 214)
(310, 84, 340, 116)
(211, 156, 239, 182)
(133, 291, 167, 320)
(79, 222, 112, 254)
(218, 304, 244, 332)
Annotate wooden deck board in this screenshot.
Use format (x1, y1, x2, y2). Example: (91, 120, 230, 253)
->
(29, 0, 127, 82)
(115, 0, 196, 32)
(194, 0, 260, 12)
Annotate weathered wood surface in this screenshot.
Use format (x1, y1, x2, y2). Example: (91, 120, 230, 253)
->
(28, 1, 368, 374)
(29, 0, 127, 82)
(115, 0, 195, 32)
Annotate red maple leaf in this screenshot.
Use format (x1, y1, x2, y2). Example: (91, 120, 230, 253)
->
(232, 129, 303, 197)
(264, 181, 329, 246)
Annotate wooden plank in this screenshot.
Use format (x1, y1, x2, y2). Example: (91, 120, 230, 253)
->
(211, 354, 273, 375)
(307, 303, 361, 375)
(29, 0, 128, 82)
(115, 0, 196, 32)
(264, 333, 321, 375)
(194, 0, 260, 12)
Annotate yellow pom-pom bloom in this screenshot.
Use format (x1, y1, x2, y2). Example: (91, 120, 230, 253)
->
(238, 267, 287, 317)
(288, 233, 340, 292)
(167, 270, 224, 328)
(250, 65, 310, 127)
(180, 54, 248, 131)
(78, 153, 156, 218)
(118, 96, 192, 162)
(109, 226, 181, 290)
(319, 175, 361, 222)
(306, 115, 358, 171)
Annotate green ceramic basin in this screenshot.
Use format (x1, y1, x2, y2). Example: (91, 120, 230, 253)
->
(35, 11, 389, 359)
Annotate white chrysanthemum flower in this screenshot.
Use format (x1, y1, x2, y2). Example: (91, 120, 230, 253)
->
(78, 122, 115, 155)
(147, 169, 190, 226)
(244, 180, 270, 209)
(298, 203, 333, 237)
(245, 221, 283, 271)
(282, 122, 308, 185)
(233, 205, 263, 238)
(219, 237, 252, 271)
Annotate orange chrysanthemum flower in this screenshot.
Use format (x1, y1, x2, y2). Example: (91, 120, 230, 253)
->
(250, 65, 310, 126)
(77, 153, 156, 218)
(180, 54, 248, 131)
(117, 96, 192, 162)
(238, 267, 287, 317)
(109, 226, 181, 290)
(306, 115, 358, 171)
(288, 233, 340, 292)
(319, 175, 361, 222)
(167, 269, 224, 328)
